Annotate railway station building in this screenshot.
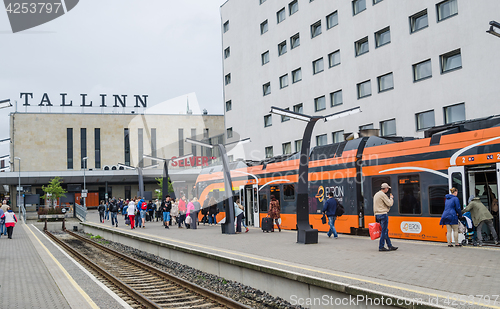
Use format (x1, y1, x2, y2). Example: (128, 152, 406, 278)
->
(221, 0, 500, 160)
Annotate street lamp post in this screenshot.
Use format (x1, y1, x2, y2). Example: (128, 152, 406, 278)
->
(82, 157, 88, 209)
(270, 106, 361, 244)
(14, 157, 21, 219)
(185, 137, 250, 235)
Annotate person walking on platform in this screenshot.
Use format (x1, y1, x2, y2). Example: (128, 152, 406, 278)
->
(161, 195, 171, 229)
(134, 197, 142, 228)
(109, 198, 119, 227)
(178, 195, 187, 228)
(323, 192, 338, 238)
(98, 200, 106, 223)
(268, 195, 281, 232)
(155, 199, 161, 222)
(374, 183, 398, 251)
(1, 207, 17, 239)
(104, 200, 110, 221)
(186, 198, 195, 229)
(208, 196, 218, 225)
(440, 187, 462, 247)
(139, 197, 147, 228)
(146, 200, 154, 222)
(234, 198, 244, 233)
(462, 196, 499, 246)
(127, 199, 136, 229)
(0, 207, 4, 238)
(170, 198, 179, 226)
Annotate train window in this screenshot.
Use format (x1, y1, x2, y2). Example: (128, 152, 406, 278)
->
(372, 177, 391, 196)
(429, 186, 448, 215)
(451, 172, 464, 207)
(283, 184, 295, 201)
(398, 175, 421, 215)
(259, 193, 268, 212)
(270, 185, 281, 202)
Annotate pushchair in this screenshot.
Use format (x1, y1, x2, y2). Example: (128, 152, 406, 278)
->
(460, 212, 476, 246)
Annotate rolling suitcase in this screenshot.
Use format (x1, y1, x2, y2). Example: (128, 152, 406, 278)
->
(261, 217, 273, 232)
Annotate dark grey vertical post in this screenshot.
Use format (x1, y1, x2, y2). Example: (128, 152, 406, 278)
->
(162, 161, 172, 200)
(138, 168, 144, 198)
(296, 118, 320, 244)
(218, 144, 235, 234)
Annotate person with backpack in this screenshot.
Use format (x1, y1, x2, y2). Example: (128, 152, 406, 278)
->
(98, 200, 106, 223)
(139, 197, 147, 228)
(109, 198, 119, 227)
(134, 197, 142, 228)
(1, 206, 17, 239)
(322, 192, 338, 239)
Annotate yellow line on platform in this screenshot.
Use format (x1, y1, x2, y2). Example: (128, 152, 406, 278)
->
(101, 222, 500, 309)
(26, 226, 100, 309)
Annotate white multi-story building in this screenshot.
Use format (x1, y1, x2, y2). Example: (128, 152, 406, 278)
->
(221, 0, 500, 160)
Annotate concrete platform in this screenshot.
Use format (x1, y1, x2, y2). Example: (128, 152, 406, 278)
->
(83, 210, 500, 309)
(0, 221, 131, 309)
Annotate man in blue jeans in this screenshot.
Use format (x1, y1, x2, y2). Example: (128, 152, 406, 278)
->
(322, 192, 338, 238)
(373, 183, 398, 252)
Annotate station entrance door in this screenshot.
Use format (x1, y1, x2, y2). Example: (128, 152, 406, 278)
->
(239, 184, 260, 228)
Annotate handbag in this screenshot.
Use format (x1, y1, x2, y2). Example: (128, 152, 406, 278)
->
(321, 214, 327, 224)
(369, 222, 382, 240)
(185, 215, 192, 224)
(458, 221, 466, 234)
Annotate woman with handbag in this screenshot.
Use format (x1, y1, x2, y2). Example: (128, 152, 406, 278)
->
(268, 195, 281, 232)
(440, 187, 462, 247)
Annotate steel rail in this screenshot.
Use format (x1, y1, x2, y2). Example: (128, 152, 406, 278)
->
(45, 231, 162, 309)
(64, 230, 252, 309)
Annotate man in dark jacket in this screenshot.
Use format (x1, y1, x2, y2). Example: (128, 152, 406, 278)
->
(322, 192, 338, 238)
(160, 195, 172, 229)
(462, 196, 499, 246)
(97, 201, 105, 223)
(109, 198, 119, 227)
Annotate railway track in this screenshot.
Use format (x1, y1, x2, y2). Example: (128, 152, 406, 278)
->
(46, 230, 252, 309)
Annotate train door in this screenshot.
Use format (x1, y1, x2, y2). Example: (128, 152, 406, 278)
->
(239, 185, 259, 227)
(448, 166, 466, 207)
(252, 184, 259, 227)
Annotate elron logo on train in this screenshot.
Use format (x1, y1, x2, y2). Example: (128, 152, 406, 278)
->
(3, 0, 79, 33)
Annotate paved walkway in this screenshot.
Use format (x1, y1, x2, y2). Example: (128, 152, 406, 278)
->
(87, 210, 500, 309)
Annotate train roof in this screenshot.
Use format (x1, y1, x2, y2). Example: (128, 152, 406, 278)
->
(424, 114, 500, 138)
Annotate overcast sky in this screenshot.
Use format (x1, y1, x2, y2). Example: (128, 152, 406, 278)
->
(0, 0, 227, 157)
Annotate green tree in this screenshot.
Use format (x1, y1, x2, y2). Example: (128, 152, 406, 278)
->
(42, 177, 67, 207)
(155, 177, 174, 199)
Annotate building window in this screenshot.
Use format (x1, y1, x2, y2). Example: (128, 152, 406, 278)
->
(290, 33, 300, 49)
(277, 8, 286, 23)
(289, 0, 298, 15)
(225, 73, 231, 85)
(413, 59, 432, 81)
(151, 128, 157, 162)
(444, 103, 465, 124)
(124, 128, 130, 166)
(311, 20, 322, 38)
(333, 130, 344, 143)
(263, 82, 271, 96)
(295, 140, 302, 152)
(226, 100, 232, 112)
(282, 142, 292, 154)
(314, 96, 326, 112)
(416, 110, 435, 130)
(260, 20, 268, 34)
(378, 72, 394, 92)
(293, 103, 303, 114)
(265, 146, 274, 158)
(224, 47, 230, 59)
(316, 134, 327, 146)
(357, 80, 371, 99)
(278, 41, 287, 56)
(223, 21, 229, 33)
(375, 27, 390, 47)
(80, 128, 87, 169)
(94, 128, 100, 169)
(178, 128, 184, 156)
(326, 11, 338, 29)
(373, 0, 383, 4)
(328, 50, 340, 67)
(138, 128, 143, 167)
(330, 90, 342, 107)
(409, 9, 428, 33)
(292, 68, 302, 83)
(227, 127, 233, 138)
(284, 184, 295, 201)
(440, 49, 462, 73)
(312, 58, 324, 74)
(437, 0, 458, 22)
(279, 74, 289, 89)
(352, 0, 366, 15)
(359, 123, 374, 131)
(67, 128, 73, 169)
(264, 114, 272, 127)
(355, 37, 369, 56)
(398, 175, 421, 215)
(380, 119, 396, 136)
(262, 50, 269, 65)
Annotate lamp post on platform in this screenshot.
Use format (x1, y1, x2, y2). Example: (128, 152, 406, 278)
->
(185, 137, 251, 235)
(270, 106, 361, 244)
(82, 157, 88, 209)
(14, 157, 21, 219)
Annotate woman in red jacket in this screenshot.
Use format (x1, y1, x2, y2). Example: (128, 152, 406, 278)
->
(1, 207, 18, 239)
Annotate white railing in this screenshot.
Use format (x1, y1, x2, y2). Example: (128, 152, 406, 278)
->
(75, 203, 87, 222)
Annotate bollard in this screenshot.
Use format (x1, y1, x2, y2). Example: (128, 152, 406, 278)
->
(44, 218, 47, 231)
(62, 217, 65, 231)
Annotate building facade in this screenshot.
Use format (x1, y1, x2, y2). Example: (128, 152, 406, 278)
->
(1, 112, 224, 208)
(221, 0, 500, 159)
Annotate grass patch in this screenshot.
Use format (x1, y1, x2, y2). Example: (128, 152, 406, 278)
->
(90, 235, 102, 240)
